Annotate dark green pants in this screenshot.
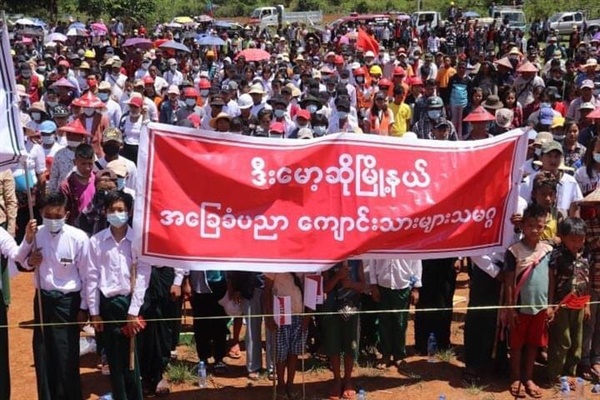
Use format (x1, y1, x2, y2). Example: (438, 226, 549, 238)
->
(0, 289, 9, 400)
(378, 286, 410, 360)
(138, 267, 175, 390)
(33, 290, 81, 400)
(100, 294, 143, 400)
(548, 307, 584, 379)
(464, 265, 501, 372)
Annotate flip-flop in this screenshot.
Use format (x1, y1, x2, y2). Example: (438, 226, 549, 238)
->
(509, 380, 525, 398)
(342, 389, 356, 400)
(524, 382, 543, 399)
(228, 344, 242, 359)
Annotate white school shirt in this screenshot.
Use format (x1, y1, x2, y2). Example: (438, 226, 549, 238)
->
(367, 259, 423, 290)
(0, 228, 24, 290)
(87, 227, 151, 316)
(18, 224, 90, 310)
(519, 171, 583, 211)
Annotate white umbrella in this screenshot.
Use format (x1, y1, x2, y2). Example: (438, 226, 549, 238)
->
(15, 18, 35, 26)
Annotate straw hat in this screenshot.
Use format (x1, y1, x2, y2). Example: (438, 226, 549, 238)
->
(517, 62, 538, 73)
(463, 106, 495, 122)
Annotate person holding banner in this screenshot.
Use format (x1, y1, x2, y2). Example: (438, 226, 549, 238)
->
(263, 272, 308, 398)
(87, 190, 148, 400)
(17, 192, 90, 400)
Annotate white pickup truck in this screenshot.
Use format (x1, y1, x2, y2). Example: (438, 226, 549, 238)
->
(548, 11, 600, 35)
(411, 11, 445, 33)
(249, 5, 323, 27)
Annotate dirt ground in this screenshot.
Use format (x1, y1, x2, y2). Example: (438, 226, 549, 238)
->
(5, 271, 581, 400)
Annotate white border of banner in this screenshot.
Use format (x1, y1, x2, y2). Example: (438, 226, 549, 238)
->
(134, 124, 528, 272)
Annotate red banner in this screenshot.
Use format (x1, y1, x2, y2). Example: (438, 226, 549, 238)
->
(133, 124, 528, 272)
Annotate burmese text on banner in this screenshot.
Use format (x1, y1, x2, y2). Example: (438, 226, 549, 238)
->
(133, 124, 528, 272)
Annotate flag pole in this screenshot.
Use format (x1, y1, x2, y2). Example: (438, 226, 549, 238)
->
(129, 261, 137, 370)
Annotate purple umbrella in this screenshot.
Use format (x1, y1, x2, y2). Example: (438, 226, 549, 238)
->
(122, 37, 153, 49)
(594, 31, 600, 41)
(159, 40, 191, 53)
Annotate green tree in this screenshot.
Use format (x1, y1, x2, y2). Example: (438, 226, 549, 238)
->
(77, 0, 156, 22)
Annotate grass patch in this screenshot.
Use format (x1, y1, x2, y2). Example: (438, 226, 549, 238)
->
(359, 361, 385, 378)
(462, 381, 489, 396)
(178, 332, 195, 347)
(436, 348, 456, 363)
(165, 361, 197, 385)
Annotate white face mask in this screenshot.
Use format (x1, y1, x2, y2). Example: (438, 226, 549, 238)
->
(306, 105, 318, 114)
(83, 107, 95, 117)
(338, 111, 348, 120)
(43, 217, 65, 233)
(67, 140, 81, 148)
(47, 100, 58, 108)
(31, 112, 42, 121)
(594, 153, 600, 163)
(200, 89, 209, 97)
(141, 62, 150, 70)
(170, 65, 177, 71)
(192, 66, 200, 72)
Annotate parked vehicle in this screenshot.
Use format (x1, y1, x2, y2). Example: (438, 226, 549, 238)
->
(249, 5, 323, 27)
(492, 6, 527, 31)
(548, 11, 600, 35)
(411, 11, 445, 32)
(328, 14, 392, 31)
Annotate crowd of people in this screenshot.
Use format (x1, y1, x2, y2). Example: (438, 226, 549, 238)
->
(2, 7, 600, 400)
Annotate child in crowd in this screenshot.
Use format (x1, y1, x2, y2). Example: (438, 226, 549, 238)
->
(504, 204, 553, 398)
(547, 217, 590, 387)
(530, 171, 564, 245)
(59, 143, 96, 225)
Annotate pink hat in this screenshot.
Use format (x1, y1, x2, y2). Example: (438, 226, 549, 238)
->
(463, 106, 496, 122)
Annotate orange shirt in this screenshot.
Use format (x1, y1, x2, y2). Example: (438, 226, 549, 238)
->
(436, 67, 456, 89)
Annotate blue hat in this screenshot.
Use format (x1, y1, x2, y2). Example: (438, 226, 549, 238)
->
(539, 106, 555, 125)
(39, 120, 57, 134)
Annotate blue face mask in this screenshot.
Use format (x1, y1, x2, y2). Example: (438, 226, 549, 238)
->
(107, 212, 129, 228)
(338, 111, 348, 120)
(116, 177, 125, 191)
(98, 92, 110, 102)
(274, 109, 285, 118)
(43, 217, 65, 233)
(313, 125, 327, 136)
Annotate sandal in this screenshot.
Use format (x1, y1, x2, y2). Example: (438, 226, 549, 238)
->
(524, 380, 543, 399)
(509, 380, 525, 398)
(341, 389, 356, 400)
(248, 371, 260, 381)
(213, 361, 228, 375)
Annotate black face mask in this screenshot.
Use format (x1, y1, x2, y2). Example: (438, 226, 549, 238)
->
(102, 143, 120, 157)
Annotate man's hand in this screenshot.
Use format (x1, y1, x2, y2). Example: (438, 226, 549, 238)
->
(24, 219, 37, 244)
(169, 285, 181, 302)
(585, 305, 591, 321)
(510, 213, 523, 227)
(410, 288, 419, 306)
(91, 315, 104, 332)
(371, 284, 381, 303)
(27, 249, 43, 269)
(182, 279, 191, 300)
(77, 309, 89, 329)
(546, 306, 556, 324)
(266, 318, 277, 332)
(453, 259, 463, 273)
(125, 314, 145, 336)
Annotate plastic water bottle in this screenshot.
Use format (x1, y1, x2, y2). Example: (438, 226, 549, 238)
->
(198, 361, 207, 388)
(98, 393, 113, 400)
(427, 333, 437, 363)
(560, 376, 570, 396)
(575, 377, 584, 399)
(439, 395, 446, 400)
(593, 383, 600, 393)
(357, 389, 366, 400)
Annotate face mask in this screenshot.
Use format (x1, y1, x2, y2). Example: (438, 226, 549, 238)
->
(107, 212, 129, 228)
(341, 79, 348, 84)
(43, 217, 65, 233)
(307, 105, 318, 114)
(41, 135, 55, 145)
(355, 76, 364, 84)
(427, 110, 442, 120)
(36, 67, 45, 75)
(313, 125, 326, 136)
(170, 65, 177, 71)
(116, 177, 126, 191)
(112, 71, 120, 77)
(534, 148, 543, 157)
(83, 107, 95, 117)
(293, 74, 300, 80)
(185, 98, 196, 107)
(141, 62, 150, 69)
(102, 142, 120, 157)
(47, 100, 58, 108)
(192, 66, 200, 72)
(594, 153, 600, 163)
(130, 111, 141, 118)
(21, 71, 31, 78)
(338, 111, 348, 120)
(200, 89, 209, 97)
(67, 140, 81, 148)
(98, 92, 109, 102)
(31, 112, 42, 121)
(274, 109, 285, 118)
(553, 134, 565, 141)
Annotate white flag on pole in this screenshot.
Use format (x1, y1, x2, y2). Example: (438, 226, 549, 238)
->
(0, 13, 26, 168)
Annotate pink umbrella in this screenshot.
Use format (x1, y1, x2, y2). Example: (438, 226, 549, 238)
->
(235, 48, 271, 62)
(338, 36, 349, 45)
(18, 37, 33, 44)
(91, 22, 108, 33)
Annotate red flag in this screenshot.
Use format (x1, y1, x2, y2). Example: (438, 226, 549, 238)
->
(357, 27, 379, 55)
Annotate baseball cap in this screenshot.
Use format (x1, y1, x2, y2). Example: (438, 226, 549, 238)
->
(433, 118, 450, 129)
(581, 79, 595, 89)
(167, 85, 180, 95)
(297, 128, 313, 140)
(542, 141, 563, 155)
(39, 120, 57, 134)
(427, 96, 444, 108)
(539, 107, 555, 125)
(102, 127, 124, 144)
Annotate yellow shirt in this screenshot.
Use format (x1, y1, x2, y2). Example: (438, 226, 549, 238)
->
(436, 67, 456, 89)
(389, 101, 412, 137)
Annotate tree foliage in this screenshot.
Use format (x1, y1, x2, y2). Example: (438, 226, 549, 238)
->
(77, 0, 156, 22)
